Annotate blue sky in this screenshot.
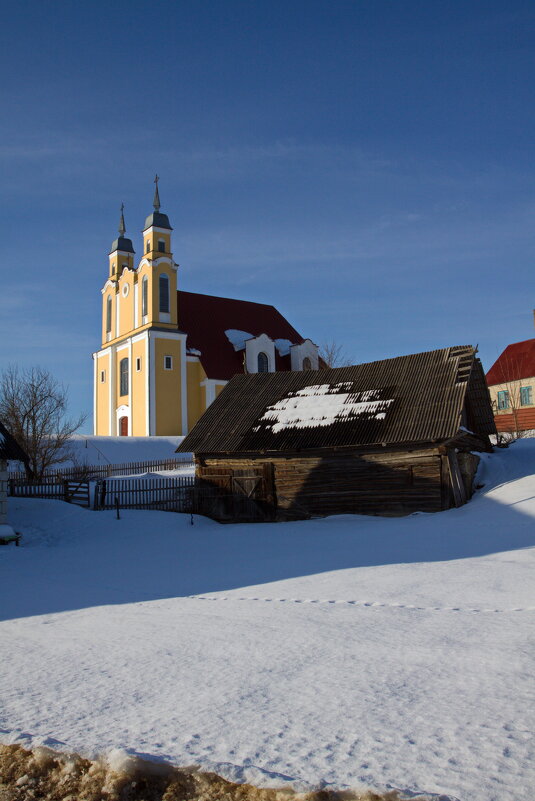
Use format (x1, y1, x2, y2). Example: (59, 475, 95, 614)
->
(1, 0, 534, 428)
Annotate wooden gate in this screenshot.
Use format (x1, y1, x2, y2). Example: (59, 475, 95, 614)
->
(64, 480, 91, 507)
(194, 464, 275, 522)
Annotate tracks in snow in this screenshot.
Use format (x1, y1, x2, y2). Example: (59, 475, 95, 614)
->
(190, 596, 535, 614)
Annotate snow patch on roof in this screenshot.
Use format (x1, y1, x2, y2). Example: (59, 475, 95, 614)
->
(187, 348, 202, 356)
(274, 338, 293, 356)
(255, 383, 394, 434)
(225, 329, 253, 351)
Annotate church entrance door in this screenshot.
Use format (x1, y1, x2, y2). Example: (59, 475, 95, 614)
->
(119, 416, 128, 436)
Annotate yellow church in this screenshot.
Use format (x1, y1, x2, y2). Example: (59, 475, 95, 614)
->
(93, 179, 319, 436)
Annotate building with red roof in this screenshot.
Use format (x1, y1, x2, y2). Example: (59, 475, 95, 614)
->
(486, 338, 535, 433)
(93, 182, 319, 437)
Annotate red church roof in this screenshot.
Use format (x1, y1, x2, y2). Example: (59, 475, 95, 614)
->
(486, 338, 535, 385)
(177, 291, 305, 380)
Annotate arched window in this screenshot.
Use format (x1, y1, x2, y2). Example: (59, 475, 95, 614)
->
(106, 296, 112, 333)
(302, 357, 312, 370)
(258, 352, 269, 373)
(142, 276, 148, 318)
(119, 358, 129, 396)
(146, 240, 150, 254)
(159, 274, 170, 313)
(158, 239, 166, 253)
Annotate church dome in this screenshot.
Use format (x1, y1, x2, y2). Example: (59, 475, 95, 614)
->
(143, 211, 173, 231)
(110, 235, 135, 254)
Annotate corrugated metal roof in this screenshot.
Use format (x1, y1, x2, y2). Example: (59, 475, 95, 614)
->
(178, 346, 496, 454)
(0, 420, 29, 462)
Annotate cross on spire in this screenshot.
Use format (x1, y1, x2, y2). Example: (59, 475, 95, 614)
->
(118, 202, 126, 236)
(153, 174, 161, 211)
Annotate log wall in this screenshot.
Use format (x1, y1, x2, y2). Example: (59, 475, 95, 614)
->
(199, 447, 448, 519)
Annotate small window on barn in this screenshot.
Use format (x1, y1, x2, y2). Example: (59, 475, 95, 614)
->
(158, 239, 165, 253)
(119, 358, 129, 396)
(257, 352, 269, 373)
(302, 357, 312, 370)
(520, 386, 533, 406)
(497, 390, 509, 410)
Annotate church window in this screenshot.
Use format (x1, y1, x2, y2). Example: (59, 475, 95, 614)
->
(119, 358, 129, 396)
(100, 370, 106, 383)
(142, 276, 148, 317)
(302, 357, 312, 370)
(106, 296, 112, 333)
(159, 274, 170, 313)
(164, 355, 173, 370)
(146, 240, 150, 253)
(158, 239, 165, 253)
(258, 352, 269, 372)
(136, 357, 142, 372)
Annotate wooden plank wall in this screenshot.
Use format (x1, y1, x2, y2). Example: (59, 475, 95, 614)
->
(200, 448, 445, 519)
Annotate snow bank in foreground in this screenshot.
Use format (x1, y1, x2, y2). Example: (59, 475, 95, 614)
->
(0, 745, 402, 801)
(0, 441, 534, 801)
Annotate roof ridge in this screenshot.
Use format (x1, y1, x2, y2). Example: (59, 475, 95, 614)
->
(178, 290, 280, 310)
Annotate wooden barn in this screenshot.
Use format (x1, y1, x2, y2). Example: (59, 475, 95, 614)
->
(177, 346, 496, 522)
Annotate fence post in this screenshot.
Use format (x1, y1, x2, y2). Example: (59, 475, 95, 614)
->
(93, 481, 101, 510)
(63, 480, 70, 503)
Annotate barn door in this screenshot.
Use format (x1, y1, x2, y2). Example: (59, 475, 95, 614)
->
(119, 416, 128, 436)
(195, 464, 276, 522)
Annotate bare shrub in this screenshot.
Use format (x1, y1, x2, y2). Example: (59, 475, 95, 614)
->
(319, 341, 352, 368)
(0, 365, 86, 480)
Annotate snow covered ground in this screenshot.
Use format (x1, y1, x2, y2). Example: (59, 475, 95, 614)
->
(1, 442, 534, 800)
(8, 435, 188, 471)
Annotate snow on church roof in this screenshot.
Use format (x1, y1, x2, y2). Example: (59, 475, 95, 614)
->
(178, 291, 304, 380)
(179, 346, 496, 454)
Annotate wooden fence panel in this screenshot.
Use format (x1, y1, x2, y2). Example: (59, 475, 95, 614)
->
(8, 457, 194, 483)
(95, 476, 196, 512)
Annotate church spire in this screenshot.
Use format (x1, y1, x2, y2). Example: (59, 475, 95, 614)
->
(143, 174, 172, 232)
(118, 203, 126, 236)
(110, 202, 135, 257)
(153, 174, 161, 212)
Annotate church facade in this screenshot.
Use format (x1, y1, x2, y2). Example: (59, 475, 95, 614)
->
(92, 181, 319, 436)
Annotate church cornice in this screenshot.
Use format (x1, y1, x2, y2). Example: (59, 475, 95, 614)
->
(101, 278, 117, 294)
(137, 256, 178, 271)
